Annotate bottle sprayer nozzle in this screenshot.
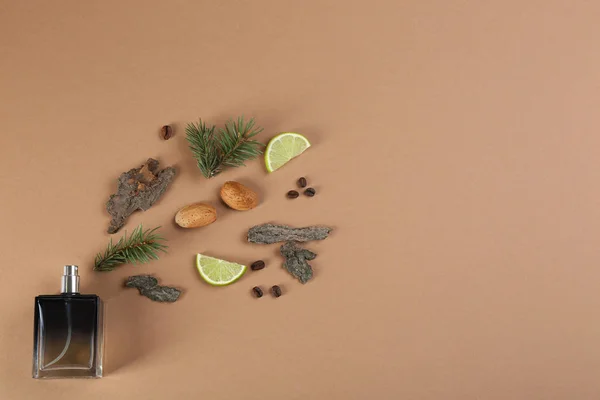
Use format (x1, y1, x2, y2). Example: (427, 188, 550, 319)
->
(61, 265, 80, 294)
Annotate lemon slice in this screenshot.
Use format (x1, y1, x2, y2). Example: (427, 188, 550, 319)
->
(196, 254, 246, 286)
(264, 133, 311, 172)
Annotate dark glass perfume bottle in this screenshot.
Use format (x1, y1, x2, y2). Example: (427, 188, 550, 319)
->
(32, 265, 104, 379)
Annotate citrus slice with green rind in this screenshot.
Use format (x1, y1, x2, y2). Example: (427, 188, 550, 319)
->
(264, 132, 311, 172)
(196, 254, 246, 286)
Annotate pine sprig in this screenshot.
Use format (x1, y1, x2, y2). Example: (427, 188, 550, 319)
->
(185, 120, 221, 178)
(94, 224, 168, 272)
(185, 116, 264, 178)
(220, 116, 264, 169)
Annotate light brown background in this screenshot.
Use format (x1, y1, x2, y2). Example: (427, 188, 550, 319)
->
(1, 0, 600, 398)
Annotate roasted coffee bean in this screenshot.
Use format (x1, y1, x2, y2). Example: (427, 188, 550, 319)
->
(161, 125, 173, 140)
(250, 260, 266, 271)
(287, 190, 300, 199)
(271, 285, 282, 298)
(252, 286, 263, 298)
(297, 177, 307, 188)
(304, 187, 316, 197)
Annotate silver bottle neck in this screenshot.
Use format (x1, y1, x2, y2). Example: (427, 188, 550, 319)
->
(61, 265, 80, 294)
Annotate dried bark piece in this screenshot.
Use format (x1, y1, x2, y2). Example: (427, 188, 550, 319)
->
(106, 158, 176, 234)
(248, 224, 332, 244)
(138, 162, 156, 183)
(125, 275, 182, 302)
(280, 241, 317, 284)
(125, 275, 158, 290)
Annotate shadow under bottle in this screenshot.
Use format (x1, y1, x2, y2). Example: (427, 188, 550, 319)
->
(32, 265, 104, 379)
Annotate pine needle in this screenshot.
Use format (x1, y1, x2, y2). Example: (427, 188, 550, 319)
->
(185, 116, 264, 178)
(94, 224, 168, 272)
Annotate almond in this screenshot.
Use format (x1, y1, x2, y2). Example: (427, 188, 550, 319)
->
(175, 203, 217, 228)
(220, 181, 259, 211)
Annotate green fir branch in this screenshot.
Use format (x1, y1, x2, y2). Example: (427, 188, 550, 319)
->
(185, 120, 221, 178)
(94, 224, 168, 272)
(185, 116, 264, 178)
(219, 116, 264, 169)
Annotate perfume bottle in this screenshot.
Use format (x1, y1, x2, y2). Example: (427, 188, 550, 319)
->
(32, 265, 104, 379)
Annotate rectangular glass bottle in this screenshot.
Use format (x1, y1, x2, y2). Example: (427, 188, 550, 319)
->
(32, 265, 104, 379)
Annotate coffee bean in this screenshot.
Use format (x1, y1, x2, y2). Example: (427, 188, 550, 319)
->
(252, 286, 263, 298)
(287, 190, 300, 199)
(271, 285, 282, 298)
(161, 125, 173, 140)
(297, 177, 307, 188)
(251, 260, 266, 271)
(304, 188, 316, 197)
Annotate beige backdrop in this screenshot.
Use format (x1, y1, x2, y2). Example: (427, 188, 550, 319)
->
(2, 0, 600, 399)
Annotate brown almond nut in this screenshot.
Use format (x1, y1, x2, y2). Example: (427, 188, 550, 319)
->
(220, 181, 259, 211)
(175, 203, 217, 228)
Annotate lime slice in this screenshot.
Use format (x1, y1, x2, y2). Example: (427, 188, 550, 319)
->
(265, 132, 311, 172)
(196, 254, 247, 286)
